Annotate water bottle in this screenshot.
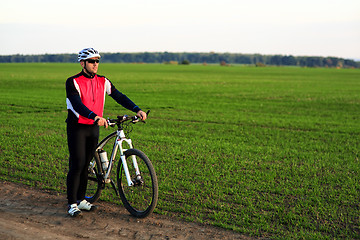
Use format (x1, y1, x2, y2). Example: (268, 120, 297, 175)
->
(99, 150, 109, 171)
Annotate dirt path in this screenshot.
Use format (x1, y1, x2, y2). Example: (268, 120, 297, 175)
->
(0, 181, 257, 240)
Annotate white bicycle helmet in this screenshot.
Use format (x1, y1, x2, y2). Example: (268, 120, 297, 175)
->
(78, 48, 101, 62)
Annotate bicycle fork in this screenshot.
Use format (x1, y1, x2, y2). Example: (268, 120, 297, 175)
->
(117, 132, 141, 187)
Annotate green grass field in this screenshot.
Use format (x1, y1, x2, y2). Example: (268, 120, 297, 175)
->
(0, 63, 359, 239)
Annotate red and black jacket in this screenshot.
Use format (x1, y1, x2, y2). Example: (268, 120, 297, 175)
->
(66, 70, 141, 125)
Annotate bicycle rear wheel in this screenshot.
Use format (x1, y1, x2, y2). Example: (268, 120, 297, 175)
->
(117, 148, 158, 218)
(85, 156, 102, 203)
(86, 132, 117, 203)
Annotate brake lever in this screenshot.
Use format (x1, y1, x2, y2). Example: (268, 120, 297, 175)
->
(131, 116, 141, 124)
(131, 116, 147, 124)
(107, 119, 116, 127)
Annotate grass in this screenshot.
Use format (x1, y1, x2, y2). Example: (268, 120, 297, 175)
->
(0, 63, 359, 239)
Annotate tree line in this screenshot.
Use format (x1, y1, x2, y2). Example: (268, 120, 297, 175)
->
(0, 52, 358, 68)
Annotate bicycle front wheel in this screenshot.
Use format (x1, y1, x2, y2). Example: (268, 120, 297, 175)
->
(117, 148, 158, 218)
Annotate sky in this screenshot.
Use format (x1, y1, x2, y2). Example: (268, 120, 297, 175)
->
(1, 0, 359, 60)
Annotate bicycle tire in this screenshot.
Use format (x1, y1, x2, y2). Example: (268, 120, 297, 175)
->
(85, 155, 102, 203)
(117, 148, 158, 218)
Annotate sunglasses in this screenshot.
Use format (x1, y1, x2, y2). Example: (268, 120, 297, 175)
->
(87, 59, 100, 63)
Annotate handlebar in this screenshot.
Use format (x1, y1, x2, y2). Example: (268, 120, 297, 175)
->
(98, 110, 150, 128)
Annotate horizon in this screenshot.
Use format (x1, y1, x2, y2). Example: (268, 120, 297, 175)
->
(1, 51, 358, 61)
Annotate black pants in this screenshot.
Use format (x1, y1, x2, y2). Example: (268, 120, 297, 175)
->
(66, 122, 99, 205)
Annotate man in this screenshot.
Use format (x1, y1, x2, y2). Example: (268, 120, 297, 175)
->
(65, 48, 147, 217)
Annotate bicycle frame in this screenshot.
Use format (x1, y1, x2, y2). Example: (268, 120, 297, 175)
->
(95, 128, 140, 187)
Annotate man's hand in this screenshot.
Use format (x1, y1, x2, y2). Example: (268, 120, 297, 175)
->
(94, 116, 108, 128)
(136, 110, 147, 121)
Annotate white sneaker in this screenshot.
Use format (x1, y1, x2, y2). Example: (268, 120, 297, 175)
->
(78, 200, 97, 211)
(68, 203, 82, 217)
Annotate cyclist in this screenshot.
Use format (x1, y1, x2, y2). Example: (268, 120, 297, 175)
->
(65, 48, 147, 217)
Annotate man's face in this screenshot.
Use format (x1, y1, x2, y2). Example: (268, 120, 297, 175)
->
(81, 57, 100, 75)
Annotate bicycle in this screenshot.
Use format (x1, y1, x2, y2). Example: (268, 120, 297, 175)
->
(85, 110, 158, 218)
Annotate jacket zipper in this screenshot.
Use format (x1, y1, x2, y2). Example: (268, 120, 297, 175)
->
(90, 78, 95, 103)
